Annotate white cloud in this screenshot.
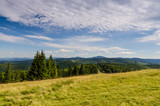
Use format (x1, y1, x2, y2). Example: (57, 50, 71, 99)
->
(24, 35, 54, 41)
(154, 51, 160, 54)
(44, 50, 52, 54)
(0, 0, 160, 32)
(156, 43, 160, 45)
(77, 53, 89, 57)
(55, 49, 74, 53)
(64, 35, 106, 42)
(43, 42, 128, 54)
(9, 52, 14, 55)
(43, 42, 64, 48)
(0, 26, 8, 30)
(117, 51, 136, 54)
(0, 32, 30, 43)
(137, 30, 160, 42)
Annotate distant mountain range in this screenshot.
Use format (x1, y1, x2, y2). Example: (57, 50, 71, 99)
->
(0, 58, 33, 62)
(1, 56, 160, 64)
(126, 58, 160, 64)
(1, 56, 160, 72)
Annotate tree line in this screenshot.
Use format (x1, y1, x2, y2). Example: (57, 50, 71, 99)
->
(0, 50, 98, 83)
(97, 62, 148, 73)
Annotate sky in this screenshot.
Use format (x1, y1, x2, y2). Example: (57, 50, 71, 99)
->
(0, 0, 160, 58)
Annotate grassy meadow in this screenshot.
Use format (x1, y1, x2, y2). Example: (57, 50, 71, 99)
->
(0, 69, 160, 105)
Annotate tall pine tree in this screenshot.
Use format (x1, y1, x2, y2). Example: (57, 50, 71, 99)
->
(38, 50, 47, 79)
(53, 60, 58, 78)
(28, 51, 40, 80)
(79, 64, 84, 75)
(0, 72, 4, 83)
(4, 63, 11, 83)
(29, 50, 47, 80)
(68, 66, 73, 76)
(73, 65, 79, 76)
(47, 55, 54, 78)
(28, 50, 59, 80)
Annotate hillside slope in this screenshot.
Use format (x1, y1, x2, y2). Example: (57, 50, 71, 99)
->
(0, 69, 160, 105)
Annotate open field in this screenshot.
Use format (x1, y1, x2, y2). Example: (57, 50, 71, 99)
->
(0, 69, 160, 105)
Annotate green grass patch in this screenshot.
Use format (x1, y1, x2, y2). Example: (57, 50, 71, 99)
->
(0, 69, 160, 105)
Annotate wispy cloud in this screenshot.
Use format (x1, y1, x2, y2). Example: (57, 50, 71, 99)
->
(55, 49, 74, 53)
(154, 51, 160, 54)
(63, 35, 107, 42)
(1, 0, 160, 32)
(43, 42, 128, 54)
(44, 50, 53, 54)
(0, 32, 30, 43)
(116, 51, 136, 54)
(77, 53, 89, 57)
(24, 35, 54, 41)
(137, 30, 160, 42)
(0, 26, 8, 30)
(156, 43, 160, 45)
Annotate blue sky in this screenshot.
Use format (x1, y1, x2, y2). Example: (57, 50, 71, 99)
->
(0, 0, 160, 58)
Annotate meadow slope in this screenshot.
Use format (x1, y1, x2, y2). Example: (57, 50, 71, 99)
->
(0, 69, 160, 105)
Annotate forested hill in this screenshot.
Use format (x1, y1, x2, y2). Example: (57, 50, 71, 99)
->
(56, 57, 148, 64)
(0, 57, 149, 72)
(1, 56, 160, 72)
(127, 58, 160, 64)
(1, 56, 160, 64)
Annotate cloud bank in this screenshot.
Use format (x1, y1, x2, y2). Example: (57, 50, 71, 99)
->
(0, 0, 160, 32)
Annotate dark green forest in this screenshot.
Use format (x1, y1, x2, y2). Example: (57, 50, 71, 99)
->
(0, 50, 160, 83)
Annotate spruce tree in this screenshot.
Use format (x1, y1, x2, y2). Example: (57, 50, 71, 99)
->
(20, 71, 27, 81)
(28, 51, 40, 80)
(79, 64, 84, 75)
(47, 55, 54, 78)
(29, 50, 55, 80)
(73, 65, 79, 76)
(53, 60, 58, 78)
(0, 72, 4, 83)
(38, 50, 47, 79)
(12, 70, 21, 82)
(4, 63, 11, 83)
(68, 66, 73, 76)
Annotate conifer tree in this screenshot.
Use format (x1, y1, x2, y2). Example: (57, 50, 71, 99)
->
(53, 60, 58, 78)
(4, 63, 11, 83)
(38, 50, 47, 79)
(79, 64, 84, 75)
(28, 51, 40, 80)
(47, 55, 54, 78)
(20, 71, 27, 81)
(0, 72, 4, 83)
(12, 70, 21, 82)
(73, 65, 79, 76)
(59, 69, 65, 77)
(68, 66, 73, 76)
